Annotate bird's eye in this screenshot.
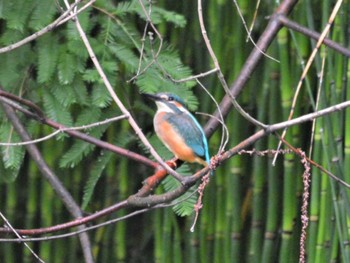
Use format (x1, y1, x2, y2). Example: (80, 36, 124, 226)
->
(168, 96, 174, 101)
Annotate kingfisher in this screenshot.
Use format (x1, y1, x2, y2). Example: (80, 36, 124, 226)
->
(145, 92, 210, 169)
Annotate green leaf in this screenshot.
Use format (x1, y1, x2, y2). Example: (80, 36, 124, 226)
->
(37, 34, 59, 83)
(29, 0, 56, 30)
(113, 1, 137, 16)
(58, 50, 76, 85)
(72, 78, 89, 106)
(0, 123, 25, 182)
(91, 84, 112, 108)
(59, 141, 95, 168)
(59, 107, 106, 168)
(110, 44, 139, 72)
(42, 88, 73, 127)
(2, 0, 33, 32)
(49, 81, 77, 107)
(0, 53, 21, 88)
(81, 151, 113, 209)
(0, 156, 20, 183)
(153, 7, 187, 27)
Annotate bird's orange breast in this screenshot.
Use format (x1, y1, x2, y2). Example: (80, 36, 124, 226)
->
(154, 112, 198, 163)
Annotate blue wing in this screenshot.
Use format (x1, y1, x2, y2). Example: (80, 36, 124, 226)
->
(166, 111, 210, 164)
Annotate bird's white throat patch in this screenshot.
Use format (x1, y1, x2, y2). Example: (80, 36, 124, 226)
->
(155, 101, 187, 113)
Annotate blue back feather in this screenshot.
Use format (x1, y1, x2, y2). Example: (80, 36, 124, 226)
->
(165, 111, 210, 165)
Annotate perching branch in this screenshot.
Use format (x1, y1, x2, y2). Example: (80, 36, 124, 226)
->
(1, 96, 350, 238)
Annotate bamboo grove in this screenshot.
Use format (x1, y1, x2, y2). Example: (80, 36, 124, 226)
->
(1, 0, 350, 262)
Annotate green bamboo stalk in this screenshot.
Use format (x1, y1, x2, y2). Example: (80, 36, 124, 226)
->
(172, 215, 182, 263)
(113, 122, 130, 262)
(277, 26, 299, 263)
(161, 209, 172, 263)
(261, 55, 283, 263)
(330, 229, 339, 262)
(229, 162, 243, 262)
(247, 77, 269, 262)
(314, 168, 331, 263)
(187, 228, 199, 263)
(307, 128, 322, 262)
(322, 45, 350, 262)
(213, 171, 226, 263)
(199, 184, 215, 263)
(37, 138, 54, 261)
(154, 208, 163, 263)
(3, 183, 16, 263)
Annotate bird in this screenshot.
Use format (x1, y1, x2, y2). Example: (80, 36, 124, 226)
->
(145, 92, 210, 169)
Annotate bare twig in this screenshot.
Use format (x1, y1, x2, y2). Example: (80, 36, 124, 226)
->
(278, 15, 350, 58)
(0, 115, 127, 146)
(299, 152, 311, 263)
(172, 68, 219, 83)
(190, 173, 210, 232)
(0, 212, 45, 262)
(128, 0, 164, 82)
(0, 194, 196, 243)
(196, 79, 229, 153)
(232, 0, 279, 62)
(245, 0, 261, 42)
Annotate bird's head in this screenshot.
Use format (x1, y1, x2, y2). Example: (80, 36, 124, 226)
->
(144, 92, 188, 114)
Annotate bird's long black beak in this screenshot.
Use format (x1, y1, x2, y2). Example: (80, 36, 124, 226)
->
(143, 93, 161, 101)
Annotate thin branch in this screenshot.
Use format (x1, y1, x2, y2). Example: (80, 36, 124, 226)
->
(278, 14, 350, 58)
(0, 212, 45, 262)
(0, 89, 44, 118)
(0, 195, 195, 243)
(232, 0, 279, 62)
(245, 0, 261, 42)
(299, 151, 311, 263)
(128, 0, 164, 82)
(0, 115, 127, 146)
(196, 79, 230, 153)
(172, 68, 219, 83)
(267, 100, 350, 132)
(0, 206, 152, 243)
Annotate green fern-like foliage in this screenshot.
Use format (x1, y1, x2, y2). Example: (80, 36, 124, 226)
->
(162, 167, 198, 217)
(0, 122, 25, 182)
(81, 150, 113, 209)
(0, 0, 198, 219)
